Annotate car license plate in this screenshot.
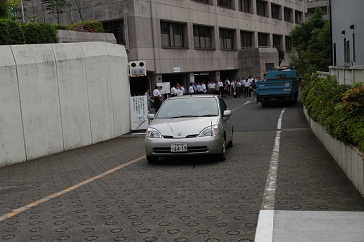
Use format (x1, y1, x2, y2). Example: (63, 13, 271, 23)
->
(271, 97, 276, 100)
(171, 143, 187, 152)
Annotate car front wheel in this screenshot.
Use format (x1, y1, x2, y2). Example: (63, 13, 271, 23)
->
(217, 139, 226, 161)
(146, 155, 158, 163)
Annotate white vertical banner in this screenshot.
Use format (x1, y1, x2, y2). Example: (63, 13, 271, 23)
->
(130, 96, 148, 130)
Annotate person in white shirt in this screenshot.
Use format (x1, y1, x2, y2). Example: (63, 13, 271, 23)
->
(177, 84, 184, 96)
(243, 79, 251, 97)
(196, 82, 202, 94)
(153, 86, 162, 112)
(170, 84, 177, 97)
(218, 79, 224, 96)
(189, 83, 194, 94)
(224, 78, 231, 97)
(201, 82, 207, 94)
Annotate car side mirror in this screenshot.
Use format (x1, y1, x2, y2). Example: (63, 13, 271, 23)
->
(223, 110, 232, 117)
(147, 114, 155, 120)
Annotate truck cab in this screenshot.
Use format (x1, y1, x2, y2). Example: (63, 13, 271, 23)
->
(256, 67, 299, 107)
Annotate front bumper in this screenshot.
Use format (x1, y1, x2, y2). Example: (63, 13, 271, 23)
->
(145, 136, 223, 157)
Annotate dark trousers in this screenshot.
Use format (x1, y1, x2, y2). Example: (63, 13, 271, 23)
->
(153, 96, 161, 113)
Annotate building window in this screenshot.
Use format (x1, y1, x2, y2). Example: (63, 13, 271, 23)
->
(273, 35, 282, 48)
(352, 33, 356, 62)
(194, 25, 212, 49)
(343, 38, 346, 63)
(161, 21, 185, 48)
(192, 0, 210, 4)
(284, 7, 293, 22)
(103, 20, 125, 45)
(345, 40, 350, 64)
(220, 28, 234, 50)
(256, 0, 268, 17)
(258, 33, 269, 47)
(239, 0, 252, 13)
(271, 4, 281, 20)
(333, 43, 337, 66)
(241, 31, 254, 48)
(217, 0, 232, 9)
(285, 36, 292, 52)
(295, 10, 303, 24)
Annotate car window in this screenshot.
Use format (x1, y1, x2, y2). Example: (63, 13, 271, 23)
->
(156, 98, 219, 118)
(219, 98, 227, 114)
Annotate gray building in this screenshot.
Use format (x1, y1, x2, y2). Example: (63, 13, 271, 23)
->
(331, 0, 364, 67)
(27, 0, 306, 92)
(327, 0, 364, 85)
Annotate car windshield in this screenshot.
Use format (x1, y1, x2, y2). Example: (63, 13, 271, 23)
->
(156, 97, 219, 119)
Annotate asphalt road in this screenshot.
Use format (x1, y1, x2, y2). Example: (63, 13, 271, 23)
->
(0, 97, 364, 242)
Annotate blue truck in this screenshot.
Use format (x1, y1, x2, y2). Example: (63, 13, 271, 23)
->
(256, 67, 299, 107)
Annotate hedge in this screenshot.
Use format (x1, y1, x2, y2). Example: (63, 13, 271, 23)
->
(0, 19, 24, 45)
(0, 19, 58, 45)
(0, 19, 104, 45)
(22, 22, 58, 44)
(302, 73, 364, 152)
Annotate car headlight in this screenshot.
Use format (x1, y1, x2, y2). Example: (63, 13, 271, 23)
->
(199, 125, 219, 137)
(146, 128, 162, 138)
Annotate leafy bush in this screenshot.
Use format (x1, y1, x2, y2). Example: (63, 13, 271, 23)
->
(302, 73, 364, 152)
(0, 19, 58, 45)
(53, 24, 68, 30)
(67, 19, 104, 33)
(22, 22, 58, 44)
(0, 19, 24, 44)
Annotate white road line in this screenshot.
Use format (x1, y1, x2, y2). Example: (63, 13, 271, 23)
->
(232, 101, 250, 111)
(255, 107, 286, 242)
(0, 156, 144, 222)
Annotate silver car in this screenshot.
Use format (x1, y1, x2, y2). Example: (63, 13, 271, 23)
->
(144, 95, 233, 163)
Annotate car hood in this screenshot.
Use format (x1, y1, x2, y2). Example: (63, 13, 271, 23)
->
(150, 117, 219, 137)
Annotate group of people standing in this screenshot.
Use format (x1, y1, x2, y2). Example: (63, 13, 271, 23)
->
(145, 75, 263, 113)
(189, 75, 262, 100)
(221, 76, 261, 100)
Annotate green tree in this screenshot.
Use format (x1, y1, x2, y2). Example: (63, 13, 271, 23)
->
(45, 0, 71, 25)
(0, 0, 8, 18)
(275, 45, 285, 66)
(289, 7, 332, 75)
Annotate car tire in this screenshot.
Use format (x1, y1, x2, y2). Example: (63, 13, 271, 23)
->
(147, 155, 158, 163)
(217, 139, 226, 161)
(227, 131, 233, 148)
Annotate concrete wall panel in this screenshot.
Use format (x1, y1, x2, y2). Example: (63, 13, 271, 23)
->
(105, 44, 131, 136)
(12, 45, 64, 160)
(0, 42, 130, 167)
(81, 42, 114, 143)
(52, 43, 92, 150)
(0, 46, 26, 167)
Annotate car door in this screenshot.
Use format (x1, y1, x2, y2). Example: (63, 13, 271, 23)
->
(219, 98, 233, 142)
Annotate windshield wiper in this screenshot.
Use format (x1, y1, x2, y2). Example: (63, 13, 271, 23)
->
(199, 114, 218, 117)
(171, 115, 198, 118)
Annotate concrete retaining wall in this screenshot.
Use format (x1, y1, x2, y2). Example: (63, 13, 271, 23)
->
(0, 42, 131, 167)
(304, 107, 364, 197)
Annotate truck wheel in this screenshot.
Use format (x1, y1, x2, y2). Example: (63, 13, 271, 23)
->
(294, 93, 298, 102)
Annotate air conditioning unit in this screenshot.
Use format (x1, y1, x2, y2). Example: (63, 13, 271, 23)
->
(129, 60, 146, 77)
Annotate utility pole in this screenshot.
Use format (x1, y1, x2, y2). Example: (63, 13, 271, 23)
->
(20, 0, 25, 23)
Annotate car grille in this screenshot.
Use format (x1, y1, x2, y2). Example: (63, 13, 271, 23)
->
(162, 135, 199, 139)
(153, 146, 208, 154)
